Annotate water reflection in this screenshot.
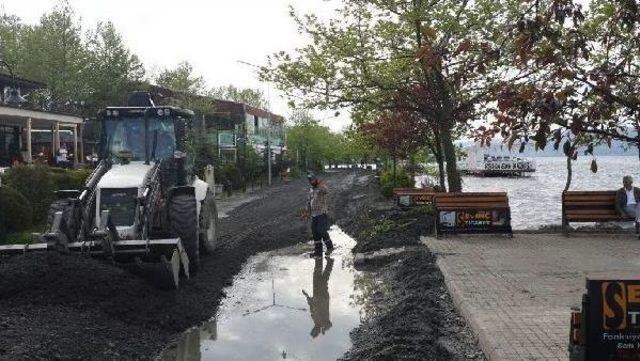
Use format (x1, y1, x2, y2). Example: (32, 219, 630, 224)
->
(303, 257, 334, 338)
(161, 227, 364, 361)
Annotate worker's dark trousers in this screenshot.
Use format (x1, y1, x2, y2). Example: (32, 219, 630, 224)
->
(311, 214, 333, 254)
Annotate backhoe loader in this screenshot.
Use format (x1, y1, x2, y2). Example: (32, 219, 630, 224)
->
(0, 92, 218, 289)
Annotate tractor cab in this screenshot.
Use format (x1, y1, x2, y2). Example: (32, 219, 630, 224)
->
(98, 105, 193, 164)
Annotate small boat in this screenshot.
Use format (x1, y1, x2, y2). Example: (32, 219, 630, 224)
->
(458, 146, 536, 177)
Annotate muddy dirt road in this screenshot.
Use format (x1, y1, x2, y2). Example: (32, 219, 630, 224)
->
(0, 170, 366, 361)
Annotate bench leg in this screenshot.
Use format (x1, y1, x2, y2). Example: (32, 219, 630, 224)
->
(562, 218, 570, 237)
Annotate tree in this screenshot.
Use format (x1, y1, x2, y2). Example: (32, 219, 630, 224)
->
(286, 110, 340, 171)
(84, 21, 145, 110)
(0, 2, 145, 112)
(17, 1, 88, 105)
(154, 61, 216, 117)
(359, 111, 424, 185)
(482, 0, 640, 182)
(264, 0, 522, 191)
(155, 61, 207, 95)
(208, 85, 267, 109)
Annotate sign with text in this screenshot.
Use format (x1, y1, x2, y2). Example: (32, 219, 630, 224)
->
(437, 209, 509, 234)
(587, 278, 640, 360)
(397, 193, 434, 207)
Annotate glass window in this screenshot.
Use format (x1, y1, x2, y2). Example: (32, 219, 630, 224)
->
(104, 117, 176, 161)
(100, 188, 138, 226)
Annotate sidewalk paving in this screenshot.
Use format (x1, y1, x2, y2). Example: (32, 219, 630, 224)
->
(422, 233, 640, 361)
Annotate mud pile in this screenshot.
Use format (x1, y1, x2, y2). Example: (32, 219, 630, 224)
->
(338, 180, 435, 254)
(340, 249, 484, 361)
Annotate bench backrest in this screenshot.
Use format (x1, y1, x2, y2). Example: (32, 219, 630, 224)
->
(433, 192, 512, 235)
(434, 192, 510, 209)
(562, 190, 618, 214)
(393, 187, 434, 195)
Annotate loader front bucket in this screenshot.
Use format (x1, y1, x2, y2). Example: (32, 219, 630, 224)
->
(67, 238, 190, 289)
(0, 210, 191, 289)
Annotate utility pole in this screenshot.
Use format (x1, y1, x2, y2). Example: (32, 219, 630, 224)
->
(267, 128, 272, 186)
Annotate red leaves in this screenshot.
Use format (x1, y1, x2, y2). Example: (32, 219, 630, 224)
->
(358, 111, 427, 159)
(454, 39, 472, 56)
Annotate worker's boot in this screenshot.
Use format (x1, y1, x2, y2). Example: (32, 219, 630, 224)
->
(324, 239, 334, 255)
(309, 242, 323, 258)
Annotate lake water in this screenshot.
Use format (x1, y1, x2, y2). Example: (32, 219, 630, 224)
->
(418, 156, 639, 230)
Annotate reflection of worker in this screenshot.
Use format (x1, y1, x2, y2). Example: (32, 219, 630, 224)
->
(302, 257, 333, 338)
(303, 173, 333, 258)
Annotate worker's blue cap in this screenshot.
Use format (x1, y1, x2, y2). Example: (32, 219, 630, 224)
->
(307, 172, 317, 180)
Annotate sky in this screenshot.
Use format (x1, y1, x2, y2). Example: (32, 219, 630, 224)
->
(0, 0, 350, 131)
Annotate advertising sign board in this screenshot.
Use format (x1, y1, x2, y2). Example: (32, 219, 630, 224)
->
(437, 209, 510, 234)
(586, 277, 640, 360)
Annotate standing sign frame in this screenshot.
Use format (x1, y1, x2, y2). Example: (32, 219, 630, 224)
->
(435, 207, 512, 236)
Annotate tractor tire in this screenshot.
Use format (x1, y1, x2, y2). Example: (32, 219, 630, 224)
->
(46, 198, 79, 242)
(169, 192, 199, 274)
(199, 190, 218, 255)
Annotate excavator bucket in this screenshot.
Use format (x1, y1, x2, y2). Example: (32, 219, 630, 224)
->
(0, 210, 190, 289)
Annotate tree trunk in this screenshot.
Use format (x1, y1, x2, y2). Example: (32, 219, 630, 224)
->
(436, 153, 446, 191)
(392, 154, 397, 187)
(564, 156, 572, 191)
(439, 123, 462, 192)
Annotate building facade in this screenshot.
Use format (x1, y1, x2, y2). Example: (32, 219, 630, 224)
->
(0, 73, 84, 167)
(207, 99, 286, 163)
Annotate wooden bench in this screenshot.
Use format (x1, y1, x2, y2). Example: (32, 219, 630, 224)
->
(392, 187, 435, 207)
(434, 192, 512, 236)
(562, 191, 639, 235)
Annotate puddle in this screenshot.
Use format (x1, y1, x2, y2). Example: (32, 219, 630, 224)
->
(161, 227, 370, 361)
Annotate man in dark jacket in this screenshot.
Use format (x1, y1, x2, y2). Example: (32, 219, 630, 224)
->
(616, 176, 640, 224)
(304, 173, 334, 258)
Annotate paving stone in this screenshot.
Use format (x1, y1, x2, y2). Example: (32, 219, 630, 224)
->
(423, 233, 640, 361)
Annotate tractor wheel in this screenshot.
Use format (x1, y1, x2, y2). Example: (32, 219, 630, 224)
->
(169, 192, 199, 274)
(199, 190, 218, 255)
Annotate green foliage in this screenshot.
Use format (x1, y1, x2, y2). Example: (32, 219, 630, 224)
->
(49, 167, 92, 190)
(3, 165, 54, 223)
(155, 61, 206, 95)
(0, 185, 33, 235)
(406, 204, 436, 217)
(217, 164, 244, 191)
(186, 129, 218, 178)
(379, 169, 413, 199)
(286, 110, 372, 171)
(1, 165, 91, 225)
(364, 217, 418, 239)
(208, 85, 268, 109)
(0, 2, 144, 111)
(366, 219, 398, 238)
(83, 21, 145, 109)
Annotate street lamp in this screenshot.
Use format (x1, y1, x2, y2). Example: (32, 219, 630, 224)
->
(0, 59, 27, 105)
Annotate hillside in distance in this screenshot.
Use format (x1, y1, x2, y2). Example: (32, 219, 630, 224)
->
(459, 138, 639, 157)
